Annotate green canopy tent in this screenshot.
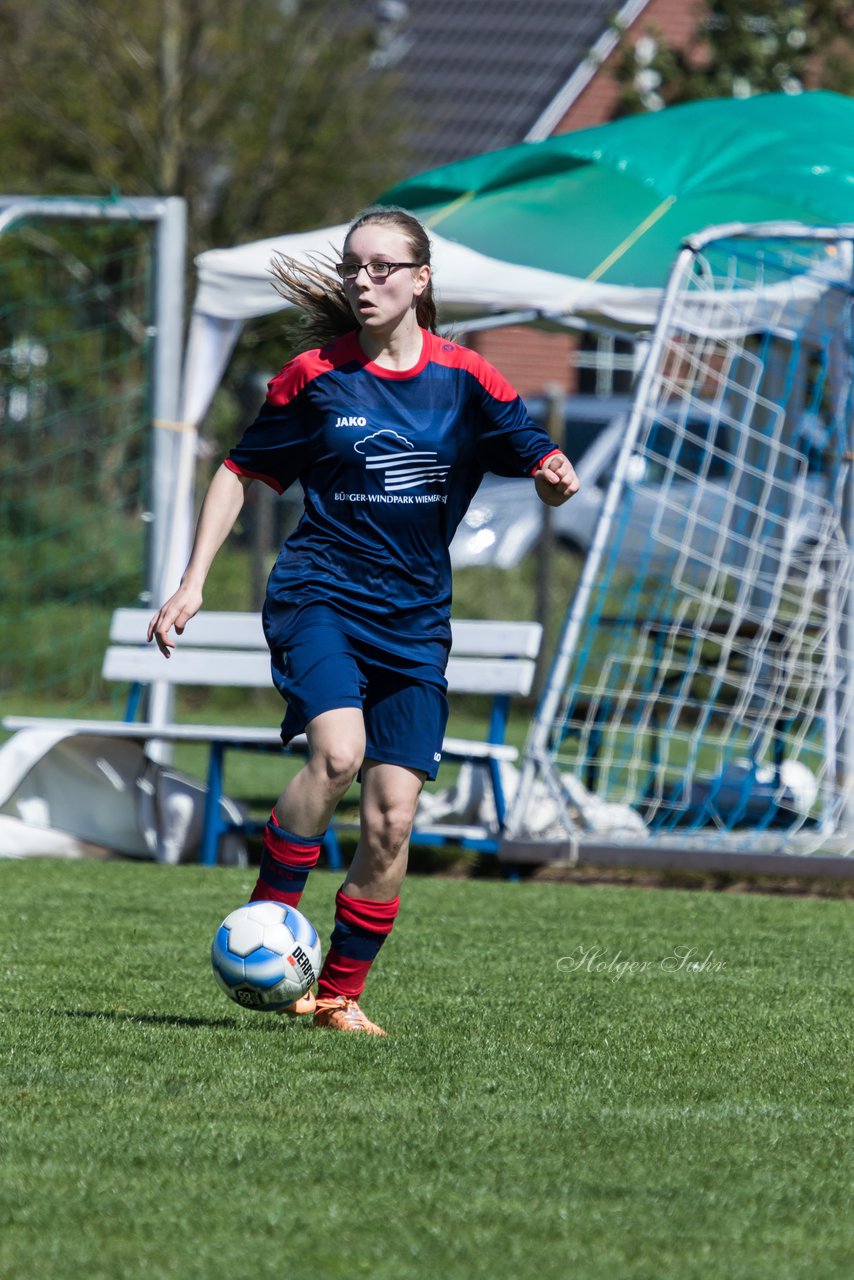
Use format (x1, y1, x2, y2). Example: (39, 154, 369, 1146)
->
(378, 91, 854, 289)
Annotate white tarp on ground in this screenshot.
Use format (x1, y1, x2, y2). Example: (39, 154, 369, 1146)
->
(416, 760, 647, 839)
(0, 728, 247, 864)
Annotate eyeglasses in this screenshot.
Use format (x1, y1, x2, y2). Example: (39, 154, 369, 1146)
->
(335, 260, 423, 281)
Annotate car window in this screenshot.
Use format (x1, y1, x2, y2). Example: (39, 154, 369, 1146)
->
(641, 417, 731, 484)
(563, 417, 615, 467)
(526, 396, 629, 466)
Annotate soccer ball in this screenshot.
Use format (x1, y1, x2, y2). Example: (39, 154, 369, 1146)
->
(211, 900, 322, 1012)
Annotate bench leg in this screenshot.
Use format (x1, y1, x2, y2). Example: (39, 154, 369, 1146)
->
(487, 750, 523, 880)
(487, 756, 507, 830)
(323, 826, 343, 871)
(200, 742, 226, 867)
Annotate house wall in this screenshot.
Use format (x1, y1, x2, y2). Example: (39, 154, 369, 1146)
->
(460, 324, 579, 399)
(470, 0, 705, 398)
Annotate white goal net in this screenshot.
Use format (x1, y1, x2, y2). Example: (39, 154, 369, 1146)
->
(506, 223, 854, 868)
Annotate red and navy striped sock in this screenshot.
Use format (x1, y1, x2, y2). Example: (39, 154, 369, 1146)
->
(316, 889, 400, 1001)
(249, 812, 322, 909)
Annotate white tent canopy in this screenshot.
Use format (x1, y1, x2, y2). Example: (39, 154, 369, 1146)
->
(180, 217, 847, 428)
(169, 220, 666, 606)
(179, 221, 673, 428)
(191, 222, 599, 323)
(164, 217, 845, 606)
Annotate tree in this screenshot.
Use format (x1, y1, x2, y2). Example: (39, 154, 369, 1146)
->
(610, 0, 854, 116)
(0, 0, 409, 257)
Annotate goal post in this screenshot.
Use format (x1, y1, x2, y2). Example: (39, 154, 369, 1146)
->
(0, 196, 186, 723)
(503, 222, 854, 874)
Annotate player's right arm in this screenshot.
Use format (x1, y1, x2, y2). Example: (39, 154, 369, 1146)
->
(147, 463, 252, 657)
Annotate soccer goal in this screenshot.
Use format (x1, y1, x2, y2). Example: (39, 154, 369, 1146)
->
(503, 222, 854, 874)
(0, 196, 185, 716)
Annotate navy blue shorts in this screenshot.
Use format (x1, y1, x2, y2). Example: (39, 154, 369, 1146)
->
(267, 605, 449, 781)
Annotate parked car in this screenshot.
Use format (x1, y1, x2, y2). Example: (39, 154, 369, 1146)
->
(450, 395, 833, 578)
(451, 396, 628, 570)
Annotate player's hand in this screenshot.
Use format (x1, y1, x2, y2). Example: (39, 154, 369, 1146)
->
(534, 451, 580, 507)
(147, 583, 203, 657)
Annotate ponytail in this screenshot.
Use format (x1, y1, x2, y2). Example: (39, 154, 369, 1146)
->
(269, 253, 355, 349)
(415, 279, 438, 334)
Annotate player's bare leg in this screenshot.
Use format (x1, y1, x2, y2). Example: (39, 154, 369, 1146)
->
(253, 707, 364, 1017)
(346, 760, 424, 899)
(275, 706, 366, 836)
(314, 761, 424, 1035)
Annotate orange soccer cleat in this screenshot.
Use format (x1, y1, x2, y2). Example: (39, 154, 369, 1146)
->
(313, 995, 387, 1036)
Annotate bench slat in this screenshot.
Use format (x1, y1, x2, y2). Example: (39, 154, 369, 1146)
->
(2, 718, 519, 762)
(103, 646, 536, 697)
(451, 619, 542, 659)
(110, 609, 542, 659)
(2, 717, 288, 746)
(111, 609, 265, 648)
(103, 647, 271, 687)
(445, 656, 536, 696)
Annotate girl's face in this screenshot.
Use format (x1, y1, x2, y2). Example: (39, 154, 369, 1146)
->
(340, 224, 430, 336)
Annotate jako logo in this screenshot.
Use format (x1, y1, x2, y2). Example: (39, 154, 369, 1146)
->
(335, 415, 367, 428)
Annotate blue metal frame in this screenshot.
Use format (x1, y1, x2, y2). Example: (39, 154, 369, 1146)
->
(196, 739, 343, 869)
(124, 680, 517, 867)
(122, 682, 343, 870)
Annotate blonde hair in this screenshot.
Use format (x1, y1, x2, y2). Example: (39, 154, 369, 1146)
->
(269, 205, 438, 349)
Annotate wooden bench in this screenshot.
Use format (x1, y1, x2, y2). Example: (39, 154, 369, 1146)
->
(3, 610, 542, 866)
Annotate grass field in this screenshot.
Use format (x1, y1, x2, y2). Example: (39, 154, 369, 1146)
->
(2, 859, 853, 1280)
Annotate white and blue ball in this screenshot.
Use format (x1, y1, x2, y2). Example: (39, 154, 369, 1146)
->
(211, 900, 322, 1012)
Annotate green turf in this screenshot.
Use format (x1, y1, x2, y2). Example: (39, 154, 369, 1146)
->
(2, 860, 853, 1280)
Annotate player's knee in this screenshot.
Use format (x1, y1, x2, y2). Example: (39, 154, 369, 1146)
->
(314, 742, 362, 794)
(364, 798, 416, 858)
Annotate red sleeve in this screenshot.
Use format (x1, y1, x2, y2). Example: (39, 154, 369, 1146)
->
(429, 334, 559, 476)
(223, 456, 285, 493)
(531, 446, 563, 475)
(225, 353, 321, 492)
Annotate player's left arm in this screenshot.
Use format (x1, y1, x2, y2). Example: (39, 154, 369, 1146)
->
(534, 450, 580, 507)
(464, 349, 580, 503)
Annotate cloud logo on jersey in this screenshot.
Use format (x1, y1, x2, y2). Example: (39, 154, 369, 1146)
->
(354, 430, 450, 492)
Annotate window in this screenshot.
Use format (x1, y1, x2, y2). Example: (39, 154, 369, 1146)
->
(575, 332, 636, 397)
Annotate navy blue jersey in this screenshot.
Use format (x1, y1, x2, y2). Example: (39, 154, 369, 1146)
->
(226, 328, 558, 659)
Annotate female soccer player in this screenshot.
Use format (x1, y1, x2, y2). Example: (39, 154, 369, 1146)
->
(148, 206, 579, 1035)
